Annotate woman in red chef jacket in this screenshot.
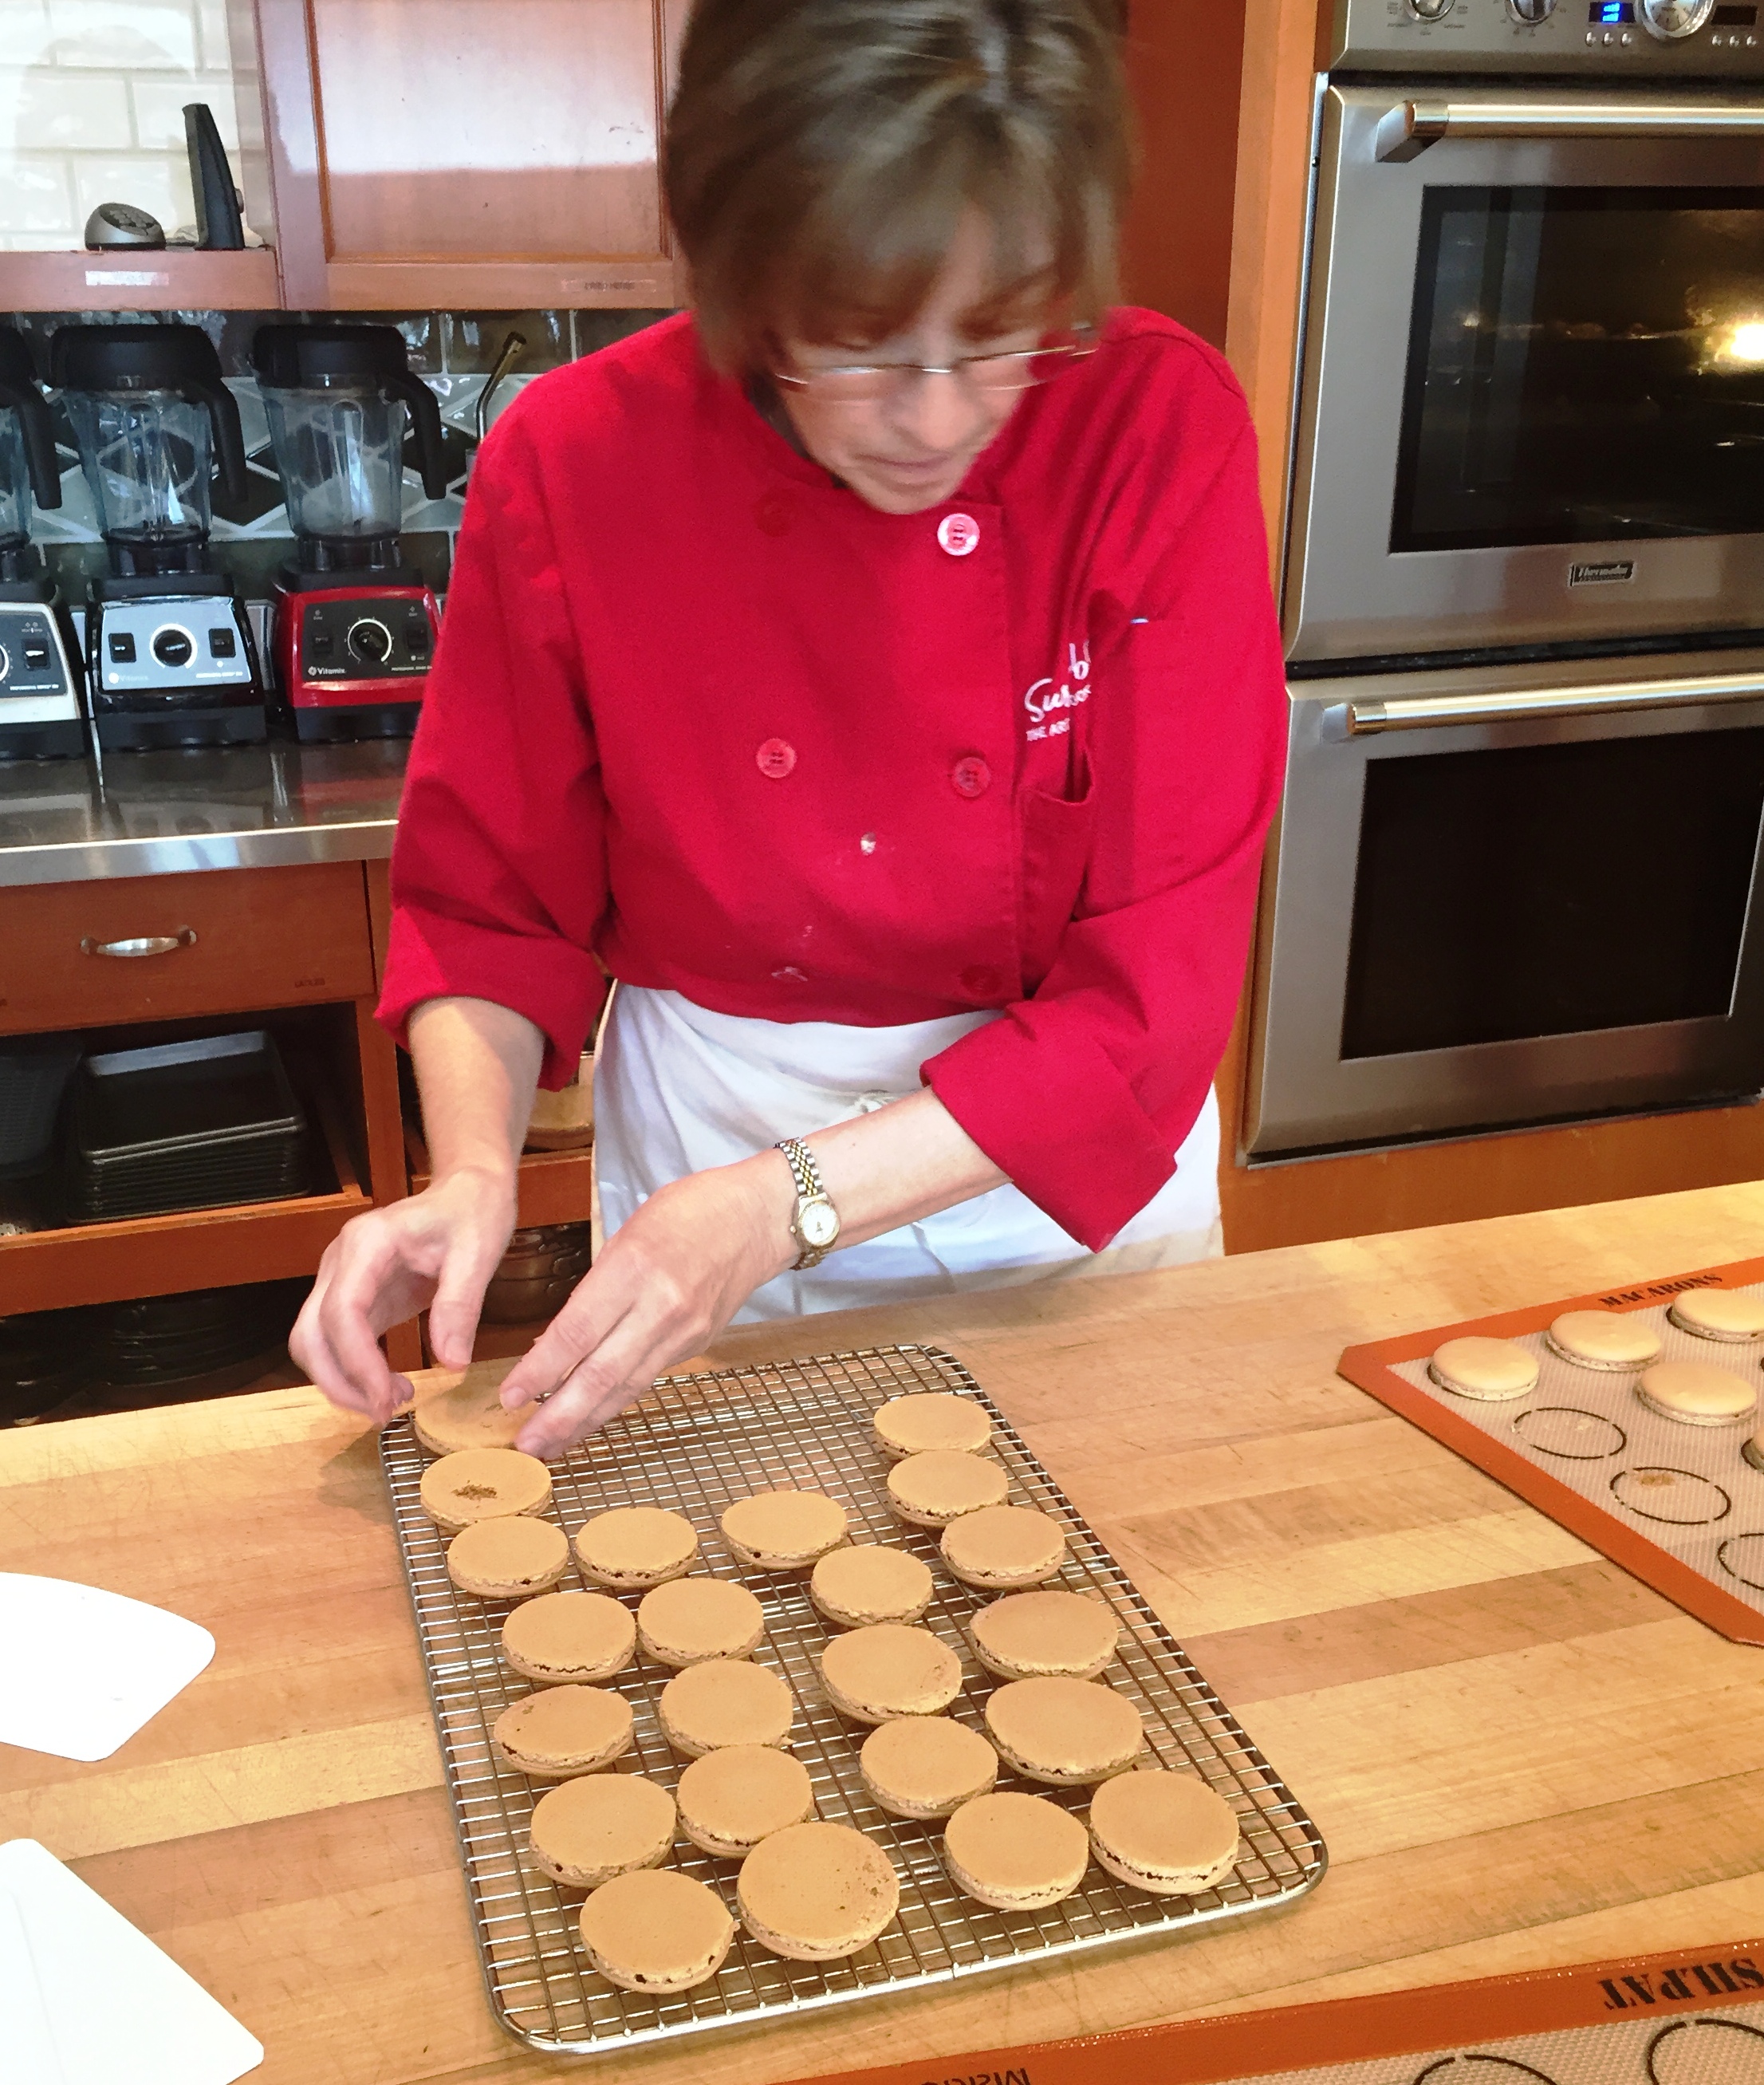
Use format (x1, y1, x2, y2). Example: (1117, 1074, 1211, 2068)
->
(290, 0, 1288, 1456)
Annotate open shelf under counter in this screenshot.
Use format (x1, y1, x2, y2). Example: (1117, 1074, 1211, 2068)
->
(1, 1078, 368, 1314)
(0, 247, 282, 313)
(404, 1124, 594, 1232)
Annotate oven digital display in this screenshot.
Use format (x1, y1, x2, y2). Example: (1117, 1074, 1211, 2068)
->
(1711, 5, 1758, 21)
(1341, 728, 1764, 1060)
(1589, 4, 1634, 21)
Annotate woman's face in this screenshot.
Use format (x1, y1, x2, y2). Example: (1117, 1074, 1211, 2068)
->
(777, 212, 1044, 516)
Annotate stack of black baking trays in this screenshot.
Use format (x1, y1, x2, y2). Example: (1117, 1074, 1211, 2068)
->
(63, 1031, 309, 1222)
(0, 1307, 100, 1425)
(93, 1279, 307, 1390)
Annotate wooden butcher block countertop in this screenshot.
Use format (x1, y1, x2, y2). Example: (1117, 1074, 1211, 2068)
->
(6, 1182, 1764, 2085)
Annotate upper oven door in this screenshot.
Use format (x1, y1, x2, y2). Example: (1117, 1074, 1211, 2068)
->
(1285, 85, 1764, 666)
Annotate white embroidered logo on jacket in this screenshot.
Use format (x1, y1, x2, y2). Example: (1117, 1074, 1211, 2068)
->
(1022, 640, 1090, 741)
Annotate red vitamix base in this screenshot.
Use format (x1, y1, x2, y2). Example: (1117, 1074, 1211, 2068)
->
(272, 574, 440, 742)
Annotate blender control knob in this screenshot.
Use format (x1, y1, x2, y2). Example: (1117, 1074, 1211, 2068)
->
(348, 618, 392, 664)
(0, 642, 10, 683)
(1506, 0, 1554, 19)
(152, 625, 194, 668)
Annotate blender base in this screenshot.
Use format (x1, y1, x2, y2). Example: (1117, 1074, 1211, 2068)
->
(0, 718, 85, 762)
(288, 699, 420, 743)
(95, 707, 267, 751)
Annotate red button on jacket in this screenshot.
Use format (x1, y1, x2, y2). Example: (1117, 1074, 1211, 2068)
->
(757, 738, 796, 779)
(380, 309, 1286, 1251)
(951, 756, 990, 798)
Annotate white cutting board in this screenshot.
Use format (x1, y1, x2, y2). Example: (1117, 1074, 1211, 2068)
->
(0, 1839, 262, 2084)
(0, 1575, 215, 1761)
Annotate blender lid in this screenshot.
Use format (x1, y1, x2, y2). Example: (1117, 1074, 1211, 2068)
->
(49, 321, 229, 393)
(251, 323, 422, 388)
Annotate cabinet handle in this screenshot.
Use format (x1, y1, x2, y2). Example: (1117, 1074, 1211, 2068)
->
(79, 928, 199, 959)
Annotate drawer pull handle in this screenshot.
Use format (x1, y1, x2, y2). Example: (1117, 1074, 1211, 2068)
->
(79, 928, 199, 959)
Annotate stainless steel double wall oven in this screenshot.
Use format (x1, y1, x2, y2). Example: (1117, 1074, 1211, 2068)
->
(1246, 0, 1764, 1157)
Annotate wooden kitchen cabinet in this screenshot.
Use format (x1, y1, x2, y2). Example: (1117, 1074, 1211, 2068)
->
(238, 0, 686, 309)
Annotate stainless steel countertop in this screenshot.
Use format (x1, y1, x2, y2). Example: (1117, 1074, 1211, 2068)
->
(0, 741, 406, 887)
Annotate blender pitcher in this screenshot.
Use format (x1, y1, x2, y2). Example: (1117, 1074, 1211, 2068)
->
(49, 325, 246, 573)
(0, 331, 62, 560)
(252, 324, 448, 559)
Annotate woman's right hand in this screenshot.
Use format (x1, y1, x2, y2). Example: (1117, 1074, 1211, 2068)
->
(289, 1166, 516, 1424)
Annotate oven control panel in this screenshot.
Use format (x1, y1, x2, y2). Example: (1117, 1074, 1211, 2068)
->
(1333, 0, 1764, 70)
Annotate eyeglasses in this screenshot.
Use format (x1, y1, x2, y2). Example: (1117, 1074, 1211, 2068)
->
(773, 327, 1097, 404)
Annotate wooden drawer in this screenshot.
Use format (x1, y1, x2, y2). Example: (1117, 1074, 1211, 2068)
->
(0, 863, 376, 1038)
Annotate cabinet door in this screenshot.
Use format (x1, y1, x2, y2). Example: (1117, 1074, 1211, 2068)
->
(250, 0, 680, 308)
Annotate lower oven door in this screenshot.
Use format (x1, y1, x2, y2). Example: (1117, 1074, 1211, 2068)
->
(1286, 84, 1764, 665)
(1242, 653, 1764, 1157)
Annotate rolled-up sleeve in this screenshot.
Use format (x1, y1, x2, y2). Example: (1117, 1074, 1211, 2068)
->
(922, 417, 1286, 1250)
(377, 413, 611, 1089)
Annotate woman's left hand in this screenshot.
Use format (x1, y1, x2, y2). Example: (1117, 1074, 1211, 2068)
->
(497, 1155, 796, 1456)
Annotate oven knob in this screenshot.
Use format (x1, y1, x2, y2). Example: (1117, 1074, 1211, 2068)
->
(1506, 0, 1554, 19)
(347, 617, 392, 664)
(1407, 0, 1455, 18)
(1640, 0, 1715, 33)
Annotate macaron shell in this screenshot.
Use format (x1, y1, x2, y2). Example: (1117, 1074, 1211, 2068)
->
(720, 1489, 849, 1568)
(940, 1505, 1067, 1589)
(810, 1543, 935, 1626)
(984, 1677, 1146, 1785)
(871, 1391, 994, 1460)
(573, 1506, 699, 1589)
(675, 1744, 815, 1857)
(577, 1869, 735, 1992)
(819, 1623, 963, 1724)
(736, 1821, 900, 1960)
(447, 1515, 569, 1598)
(494, 1685, 635, 1778)
(419, 1448, 553, 1531)
(502, 1590, 636, 1684)
(529, 1772, 677, 1888)
(1635, 1358, 1758, 1425)
(1668, 1289, 1764, 1341)
(659, 1657, 795, 1756)
(1545, 1311, 1662, 1370)
(942, 1791, 1089, 1911)
(411, 1369, 526, 1455)
(885, 1450, 1010, 1528)
(1086, 1769, 1239, 1897)
(860, 1716, 998, 1820)
(1427, 1335, 1539, 1402)
(636, 1578, 766, 1665)
(967, 1590, 1120, 1681)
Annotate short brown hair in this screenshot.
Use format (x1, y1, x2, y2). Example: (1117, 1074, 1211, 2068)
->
(666, 0, 1129, 374)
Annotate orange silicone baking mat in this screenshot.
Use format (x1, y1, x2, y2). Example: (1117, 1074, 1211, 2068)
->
(783, 1939, 1764, 2085)
(1336, 1257, 1764, 1646)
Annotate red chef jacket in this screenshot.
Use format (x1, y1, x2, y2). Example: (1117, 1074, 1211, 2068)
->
(380, 307, 1287, 1252)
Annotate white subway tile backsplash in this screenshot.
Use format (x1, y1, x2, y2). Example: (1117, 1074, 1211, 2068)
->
(70, 148, 191, 235)
(41, 0, 200, 73)
(131, 74, 238, 152)
(194, 0, 231, 72)
(0, 67, 133, 150)
(0, 156, 76, 234)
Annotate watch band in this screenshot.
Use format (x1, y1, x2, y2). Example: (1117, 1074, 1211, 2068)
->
(774, 1136, 837, 1269)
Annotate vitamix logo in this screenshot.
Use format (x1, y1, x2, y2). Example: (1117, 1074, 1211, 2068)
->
(1569, 559, 1636, 587)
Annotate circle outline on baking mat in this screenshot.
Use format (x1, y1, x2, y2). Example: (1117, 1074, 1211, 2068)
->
(1608, 1465, 1732, 1527)
(1415, 2057, 1560, 2085)
(1646, 2016, 1764, 2085)
(1716, 1531, 1764, 1591)
(1511, 1406, 1627, 1461)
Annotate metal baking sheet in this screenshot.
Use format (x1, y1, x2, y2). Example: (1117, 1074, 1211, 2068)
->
(379, 1342, 1327, 2058)
(1338, 1259, 1764, 1646)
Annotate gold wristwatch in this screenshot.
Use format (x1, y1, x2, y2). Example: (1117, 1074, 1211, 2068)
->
(775, 1137, 841, 1269)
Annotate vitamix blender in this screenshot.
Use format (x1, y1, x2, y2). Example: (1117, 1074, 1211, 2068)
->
(49, 323, 263, 750)
(0, 332, 83, 760)
(251, 325, 448, 742)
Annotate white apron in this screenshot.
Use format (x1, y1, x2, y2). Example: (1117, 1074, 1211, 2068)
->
(593, 986, 1222, 1324)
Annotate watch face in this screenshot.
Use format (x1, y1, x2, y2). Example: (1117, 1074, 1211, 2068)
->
(800, 1199, 840, 1249)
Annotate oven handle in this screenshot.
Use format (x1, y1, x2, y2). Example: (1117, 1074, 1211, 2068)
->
(1321, 668, 1764, 737)
(1374, 99, 1764, 162)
